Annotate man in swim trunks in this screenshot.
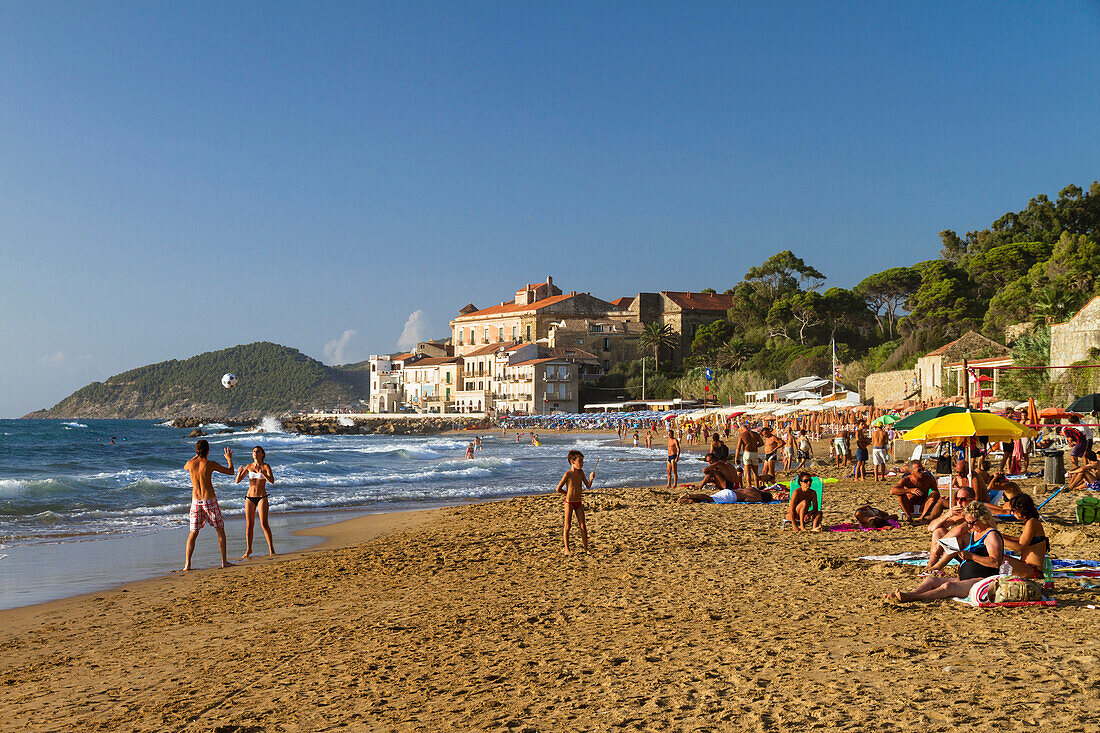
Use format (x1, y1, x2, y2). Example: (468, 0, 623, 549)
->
(678, 452, 774, 503)
(890, 459, 939, 522)
(735, 421, 763, 488)
(853, 420, 871, 480)
(871, 423, 889, 482)
(760, 427, 785, 479)
(183, 439, 234, 571)
(666, 429, 682, 489)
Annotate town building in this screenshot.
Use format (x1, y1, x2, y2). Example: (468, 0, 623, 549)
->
(367, 354, 403, 413)
(545, 318, 643, 376)
(622, 291, 735, 364)
(401, 357, 462, 413)
(745, 376, 853, 404)
(500, 357, 579, 414)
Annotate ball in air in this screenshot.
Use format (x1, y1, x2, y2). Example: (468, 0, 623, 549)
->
(221, 373, 238, 389)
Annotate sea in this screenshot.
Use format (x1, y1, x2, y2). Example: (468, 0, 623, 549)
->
(0, 418, 672, 609)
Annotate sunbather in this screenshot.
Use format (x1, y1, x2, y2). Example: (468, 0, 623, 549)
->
(886, 502, 1004, 603)
(1000, 494, 1049, 579)
(920, 487, 975, 573)
(785, 472, 822, 531)
(677, 453, 772, 503)
(854, 505, 898, 529)
(1066, 450, 1100, 491)
(890, 460, 940, 521)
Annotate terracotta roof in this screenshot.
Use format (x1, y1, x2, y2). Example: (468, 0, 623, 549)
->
(925, 330, 1008, 357)
(454, 293, 576, 319)
(462, 343, 517, 357)
(662, 291, 735, 311)
(547, 347, 598, 360)
(458, 303, 479, 315)
(391, 352, 415, 362)
(405, 356, 461, 366)
(610, 296, 634, 308)
(509, 357, 571, 367)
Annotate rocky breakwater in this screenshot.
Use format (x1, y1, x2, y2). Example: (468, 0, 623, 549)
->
(280, 416, 491, 436)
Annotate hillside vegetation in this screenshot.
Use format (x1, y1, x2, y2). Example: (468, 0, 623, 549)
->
(26, 342, 369, 420)
(598, 181, 1100, 404)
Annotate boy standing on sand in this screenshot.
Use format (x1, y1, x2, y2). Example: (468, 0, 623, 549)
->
(666, 429, 681, 489)
(184, 439, 235, 571)
(555, 449, 595, 555)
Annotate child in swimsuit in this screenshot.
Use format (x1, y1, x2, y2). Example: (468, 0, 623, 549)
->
(555, 449, 595, 556)
(235, 445, 276, 559)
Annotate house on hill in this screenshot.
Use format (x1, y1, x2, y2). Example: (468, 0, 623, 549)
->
(914, 331, 1012, 402)
(1050, 294, 1100, 379)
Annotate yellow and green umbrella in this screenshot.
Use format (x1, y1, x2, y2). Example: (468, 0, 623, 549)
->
(901, 409, 1037, 443)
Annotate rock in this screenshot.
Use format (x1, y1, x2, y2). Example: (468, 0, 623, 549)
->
(189, 429, 206, 437)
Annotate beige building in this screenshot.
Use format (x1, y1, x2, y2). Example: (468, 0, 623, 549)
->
(545, 318, 643, 376)
(1050, 295, 1100, 379)
(401, 357, 462, 413)
(450, 276, 623, 357)
(623, 291, 735, 364)
(913, 331, 1011, 400)
(501, 357, 579, 414)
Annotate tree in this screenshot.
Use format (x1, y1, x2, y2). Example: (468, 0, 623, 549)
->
(714, 338, 750, 370)
(939, 230, 967, 263)
(966, 240, 1053, 294)
(700, 287, 717, 295)
(1032, 284, 1075, 325)
(691, 319, 735, 355)
(904, 261, 984, 338)
(638, 322, 677, 370)
(855, 267, 921, 339)
(743, 250, 826, 301)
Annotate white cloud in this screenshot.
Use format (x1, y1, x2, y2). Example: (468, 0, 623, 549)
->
(397, 310, 429, 351)
(41, 352, 90, 369)
(323, 330, 357, 365)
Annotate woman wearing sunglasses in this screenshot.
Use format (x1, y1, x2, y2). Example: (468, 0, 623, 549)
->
(885, 501, 1003, 603)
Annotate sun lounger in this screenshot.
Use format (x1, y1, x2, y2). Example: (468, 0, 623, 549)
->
(994, 485, 1063, 521)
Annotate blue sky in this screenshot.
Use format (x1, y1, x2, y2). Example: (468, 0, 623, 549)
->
(2, 2, 1099, 416)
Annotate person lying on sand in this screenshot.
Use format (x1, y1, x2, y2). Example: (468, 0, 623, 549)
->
(555, 449, 594, 556)
(885, 502, 1004, 603)
(785, 472, 822, 531)
(854, 505, 898, 529)
(677, 454, 776, 503)
(890, 460, 939, 521)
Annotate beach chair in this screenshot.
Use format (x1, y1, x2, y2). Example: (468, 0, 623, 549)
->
(995, 485, 1063, 522)
(780, 476, 824, 530)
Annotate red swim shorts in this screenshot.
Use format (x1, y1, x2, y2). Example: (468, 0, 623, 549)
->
(189, 499, 224, 532)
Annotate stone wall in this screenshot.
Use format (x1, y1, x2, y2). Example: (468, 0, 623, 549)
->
(864, 369, 915, 405)
(1050, 295, 1100, 379)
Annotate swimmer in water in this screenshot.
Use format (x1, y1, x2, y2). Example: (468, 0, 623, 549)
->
(234, 446, 276, 559)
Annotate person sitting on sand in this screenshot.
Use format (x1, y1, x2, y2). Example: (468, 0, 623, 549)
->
(890, 460, 940, 521)
(785, 472, 822, 532)
(555, 449, 594, 556)
(1066, 450, 1100, 490)
(920, 487, 975, 574)
(183, 439, 235, 571)
(886, 502, 1004, 603)
(1000, 494, 1049, 579)
(234, 446, 276, 559)
(973, 459, 993, 501)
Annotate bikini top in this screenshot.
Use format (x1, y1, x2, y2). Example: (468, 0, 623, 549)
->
(248, 470, 265, 480)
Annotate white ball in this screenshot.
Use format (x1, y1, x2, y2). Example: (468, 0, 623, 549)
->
(221, 373, 238, 389)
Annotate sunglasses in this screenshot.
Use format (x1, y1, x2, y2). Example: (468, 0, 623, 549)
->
(964, 519, 977, 527)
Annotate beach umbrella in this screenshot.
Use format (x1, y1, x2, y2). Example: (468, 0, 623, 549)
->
(1040, 406, 1071, 420)
(871, 414, 899, 427)
(901, 409, 1037, 443)
(890, 405, 970, 433)
(1068, 394, 1100, 414)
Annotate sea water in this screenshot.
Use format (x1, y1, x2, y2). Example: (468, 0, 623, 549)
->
(0, 419, 673, 608)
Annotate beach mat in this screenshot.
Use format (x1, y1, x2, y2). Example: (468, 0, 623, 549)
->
(827, 521, 900, 532)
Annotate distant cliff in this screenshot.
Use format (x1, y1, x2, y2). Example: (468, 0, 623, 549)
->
(24, 342, 369, 420)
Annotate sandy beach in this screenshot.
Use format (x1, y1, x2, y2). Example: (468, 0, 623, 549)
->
(3, 466, 1100, 732)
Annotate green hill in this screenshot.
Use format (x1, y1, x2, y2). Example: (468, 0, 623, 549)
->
(24, 342, 370, 420)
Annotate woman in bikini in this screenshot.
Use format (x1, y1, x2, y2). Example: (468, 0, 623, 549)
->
(1000, 493, 1049, 579)
(235, 445, 276, 559)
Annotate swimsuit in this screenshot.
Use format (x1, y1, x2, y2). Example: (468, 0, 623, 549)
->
(248, 470, 264, 480)
(958, 529, 1001, 580)
(189, 499, 224, 532)
(247, 494, 266, 505)
(763, 451, 777, 461)
(855, 447, 868, 462)
(668, 453, 679, 463)
(872, 447, 889, 465)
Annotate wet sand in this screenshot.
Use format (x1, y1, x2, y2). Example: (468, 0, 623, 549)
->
(3, 468, 1100, 731)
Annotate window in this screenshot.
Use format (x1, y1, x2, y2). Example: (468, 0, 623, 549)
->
(478, 381, 483, 390)
(458, 331, 463, 346)
(446, 372, 451, 384)
(603, 337, 610, 351)
(547, 382, 556, 395)
(445, 387, 450, 400)
(484, 326, 489, 343)
(526, 325, 531, 341)
(498, 326, 504, 342)
(590, 324, 603, 333)
(512, 325, 518, 340)
(603, 359, 610, 372)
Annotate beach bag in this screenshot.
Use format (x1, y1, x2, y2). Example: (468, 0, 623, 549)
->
(967, 576, 999, 605)
(1077, 496, 1100, 525)
(935, 455, 952, 475)
(993, 577, 1043, 603)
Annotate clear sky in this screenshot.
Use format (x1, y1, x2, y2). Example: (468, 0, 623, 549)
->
(2, 2, 1099, 417)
